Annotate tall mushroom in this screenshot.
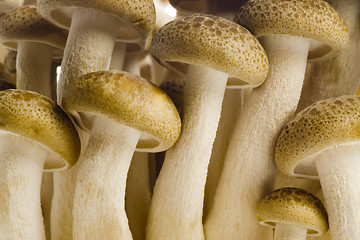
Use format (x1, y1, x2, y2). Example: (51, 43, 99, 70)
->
(0, 89, 80, 240)
(275, 95, 360, 239)
(147, 14, 269, 239)
(204, 1, 348, 239)
(61, 70, 181, 239)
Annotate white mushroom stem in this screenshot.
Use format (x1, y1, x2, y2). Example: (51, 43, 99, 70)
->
(315, 144, 360, 239)
(16, 42, 53, 98)
(274, 223, 308, 240)
(147, 65, 228, 239)
(58, 7, 120, 104)
(73, 117, 140, 240)
(123, 53, 141, 75)
(109, 42, 127, 71)
(0, 134, 48, 240)
(204, 34, 310, 240)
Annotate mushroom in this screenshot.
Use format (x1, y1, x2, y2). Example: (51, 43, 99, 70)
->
(0, 89, 80, 240)
(0, 5, 67, 99)
(147, 14, 269, 239)
(256, 188, 328, 240)
(61, 70, 181, 239)
(275, 95, 360, 239)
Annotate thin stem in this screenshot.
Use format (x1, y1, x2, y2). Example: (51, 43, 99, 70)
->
(274, 223, 307, 240)
(109, 42, 127, 71)
(73, 117, 140, 240)
(315, 144, 360, 239)
(147, 65, 228, 240)
(204, 35, 310, 240)
(16, 42, 53, 98)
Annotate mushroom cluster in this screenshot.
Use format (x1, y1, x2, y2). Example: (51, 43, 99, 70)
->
(0, 0, 357, 240)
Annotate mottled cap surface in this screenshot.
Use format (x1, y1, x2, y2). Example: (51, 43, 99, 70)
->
(62, 70, 181, 152)
(234, 0, 349, 61)
(0, 6, 67, 54)
(0, 89, 81, 170)
(275, 95, 360, 178)
(150, 14, 269, 88)
(37, 0, 155, 42)
(256, 188, 328, 236)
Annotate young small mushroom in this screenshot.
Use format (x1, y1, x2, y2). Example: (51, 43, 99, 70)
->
(256, 188, 328, 240)
(0, 89, 80, 240)
(61, 70, 181, 240)
(147, 14, 269, 239)
(204, 1, 348, 239)
(275, 95, 360, 239)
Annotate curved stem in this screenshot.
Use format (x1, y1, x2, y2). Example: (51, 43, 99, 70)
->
(0, 135, 47, 240)
(315, 145, 360, 239)
(73, 117, 140, 240)
(147, 65, 228, 240)
(274, 223, 307, 240)
(204, 35, 310, 240)
(16, 42, 53, 98)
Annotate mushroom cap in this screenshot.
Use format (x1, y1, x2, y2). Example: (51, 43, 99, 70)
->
(275, 95, 360, 178)
(150, 14, 269, 88)
(62, 70, 181, 153)
(37, 0, 156, 44)
(234, 0, 349, 61)
(0, 6, 67, 56)
(256, 187, 328, 236)
(0, 89, 81, 171)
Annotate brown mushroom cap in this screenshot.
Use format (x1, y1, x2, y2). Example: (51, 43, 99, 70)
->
(0, 89, 81, 170)
(234, 0, 349, 61)
(0, 6, 67, 56)
(62, 70, 181, 152)
(150, 14, 269, 88)
(275, 95, 360, 178)
(256, 188, 328, 236)
(37, 0, 156, 44)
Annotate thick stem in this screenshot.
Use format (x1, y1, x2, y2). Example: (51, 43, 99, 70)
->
(16, 42, 53, 98)
(315, 145, 360, 239)
(274, 223, 307, 240)
(147, 65, 228, 240)
(58, 7, 119, 104)
(0, 135, 47, 240)
(204, 35, 310, 240)
(73, 117, 140, 240)
(109, 42, 127, 71)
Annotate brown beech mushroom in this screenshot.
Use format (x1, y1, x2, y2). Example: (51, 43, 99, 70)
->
(275, 95, 360, 239)
(0, 89, 80, 240)
(256, 188, 328, 240)
(147, 14, 269, 239)
(61, 70, 181, 239)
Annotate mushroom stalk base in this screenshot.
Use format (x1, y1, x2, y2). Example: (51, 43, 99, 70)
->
(274, 223, 307, 240)
(73, 117, 140, 240)
(0, 135, 47, 240)
(204, 34, 310, 240)
(315, 145, 360, 239)
(16, 42, 53, 98)
(147, 65, 228, 240)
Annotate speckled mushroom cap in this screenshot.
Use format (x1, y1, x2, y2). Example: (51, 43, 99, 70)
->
(62, 70, 181, 153)
(0, 6, 67, 57)
(37, 0, 155, 46)
(234, 0, 349, 62)
(150, 14, 269, 88)
(275, 95, 360, 178)
(256, 188, 328, 236)
(0, 89, 81, 171)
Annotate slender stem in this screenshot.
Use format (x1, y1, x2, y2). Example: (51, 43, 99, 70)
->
(147, 65, 228, 240)
(0, 135, 47, 240)
(315, 145, 360, 239)
(123, 53, 141, 75)
(109, 42, 127, 71)
(16, 42, 53, 98)
(73, 117, 140, 240)
(274, 223, 307, 240)
(204, 35, 310, 240)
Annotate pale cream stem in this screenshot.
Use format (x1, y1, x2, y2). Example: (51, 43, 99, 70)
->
(147, 65, 228, 240)
(274, 223, 308, 240)
(123, 53, 141, 75)
(204, 35, 310, 240)
(109, 42, 127, 71)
